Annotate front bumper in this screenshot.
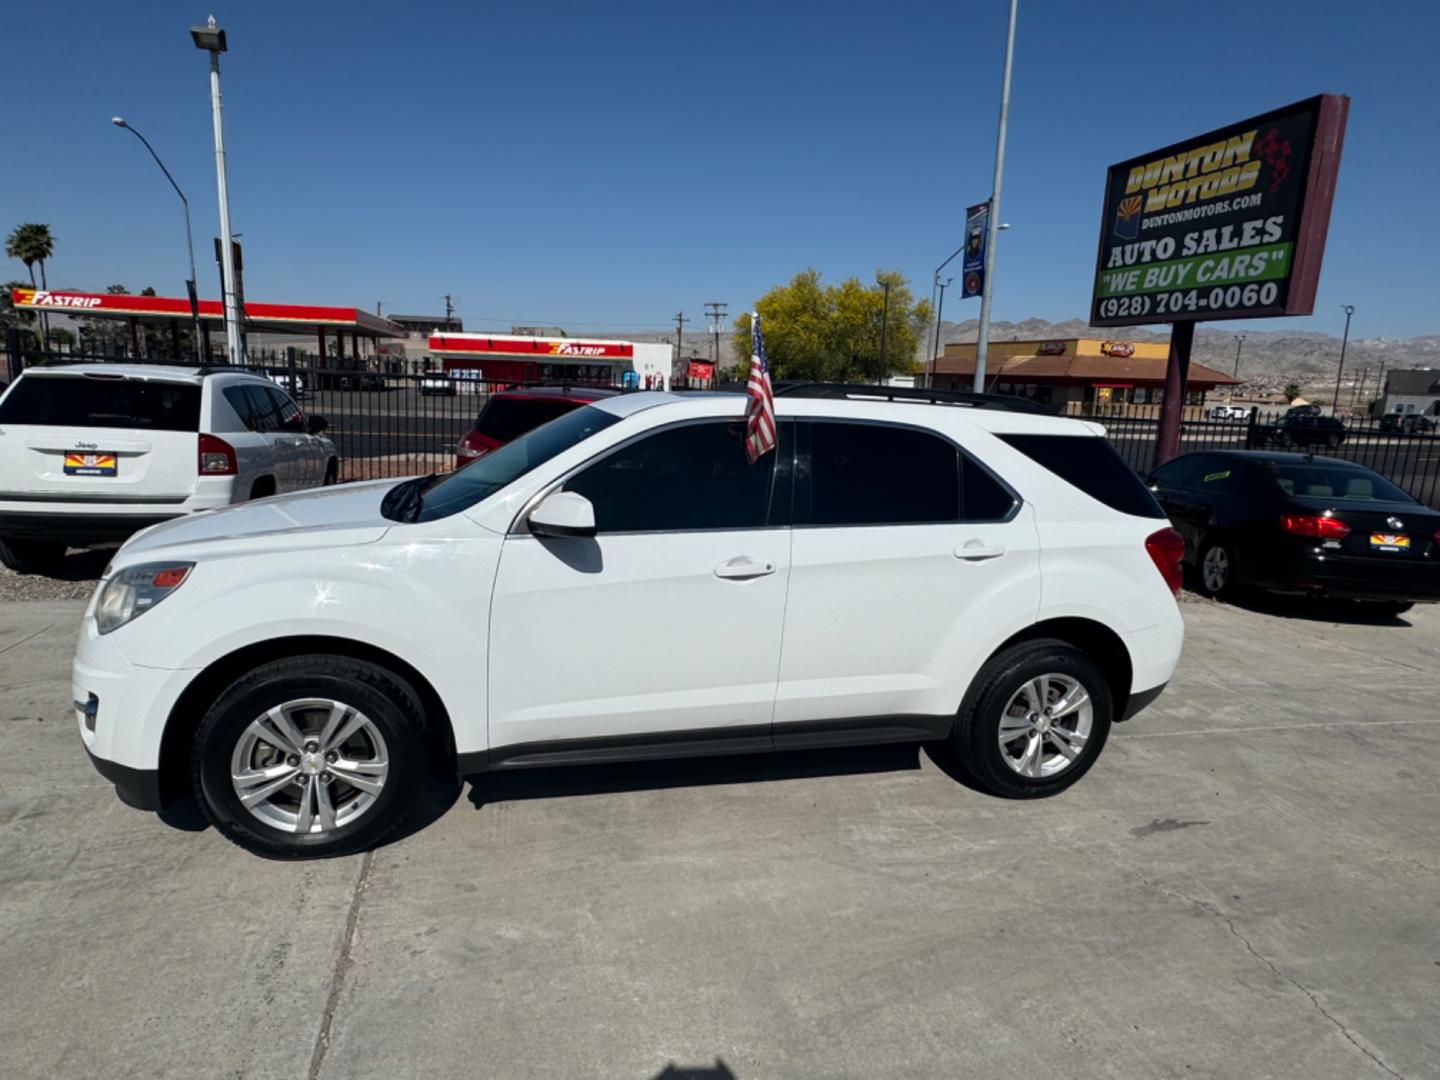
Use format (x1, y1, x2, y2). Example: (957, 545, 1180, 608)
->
(74, 610, 199, 812)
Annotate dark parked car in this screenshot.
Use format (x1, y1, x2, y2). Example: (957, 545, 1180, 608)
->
(1253, 411, 1347, 449)
(1379, 412, 1436, 435)
(1149, 450, 1440, 613)
(455, 385, 619, 467)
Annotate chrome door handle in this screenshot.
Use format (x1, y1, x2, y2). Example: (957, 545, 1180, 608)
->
(714, 556, 777, 580)
(955, 540, 1006, 561)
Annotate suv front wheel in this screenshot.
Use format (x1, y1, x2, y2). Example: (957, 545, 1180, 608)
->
(951, 640, 1114, 798)
(191, 655, 434, 858)
(0, 537, 66, 575)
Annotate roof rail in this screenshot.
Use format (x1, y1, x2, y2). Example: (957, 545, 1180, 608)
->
(719, 380, 1057, 415)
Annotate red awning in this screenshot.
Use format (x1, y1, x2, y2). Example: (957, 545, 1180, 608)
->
(11, 287, 401, 337)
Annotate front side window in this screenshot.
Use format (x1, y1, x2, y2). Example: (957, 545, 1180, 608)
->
(804, 422, 961, 526)
(417, 405, 620, 522)
(564, 420, 782, 533)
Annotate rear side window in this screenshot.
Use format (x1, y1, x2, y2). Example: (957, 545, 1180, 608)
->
(1001, 433, 1164, 519)
(0, 375, 200, 431)
(223, 386, 256, 430)
(477, 397, 583, 442)
(806, 422, 960, 526)
(243, 385, 281, 432)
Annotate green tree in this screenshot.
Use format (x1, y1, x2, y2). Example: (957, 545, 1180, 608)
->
(0, 279, 40, 350)
(1283, 382, 1301, 402)
(731, 269, 930, 383)
(5, 223, 56, 347)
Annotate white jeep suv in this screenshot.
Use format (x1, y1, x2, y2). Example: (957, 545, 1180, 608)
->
(0, 363, 337, 573)
(73, 388, 1185, 858)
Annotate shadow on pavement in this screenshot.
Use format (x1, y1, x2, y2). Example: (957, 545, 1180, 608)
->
(465, 742, 923, 810)
(1190, 586, 1416, 627)
(654, 1062, 738, 1079)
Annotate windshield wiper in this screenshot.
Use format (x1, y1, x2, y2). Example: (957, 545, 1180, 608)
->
(381, 472, 439, 523)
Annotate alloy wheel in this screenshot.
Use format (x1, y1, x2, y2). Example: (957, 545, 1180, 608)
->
(229, 697, 390, 835)
(1202, 545, 1230, 594)
(996, 673, 1093, 779)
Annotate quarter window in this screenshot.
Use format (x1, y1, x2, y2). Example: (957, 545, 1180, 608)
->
(222, 386, 257, 430)
(806, 422, 960, 526)
(565, 420, 783, 533)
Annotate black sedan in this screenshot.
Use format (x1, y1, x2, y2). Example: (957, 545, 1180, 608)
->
(1149, 450, 1440, 613)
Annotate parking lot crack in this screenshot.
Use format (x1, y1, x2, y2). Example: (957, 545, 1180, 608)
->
(0, 624, 53, 655)
(307, 850, 374, 1080)
(1132, 869, 1406, 1080)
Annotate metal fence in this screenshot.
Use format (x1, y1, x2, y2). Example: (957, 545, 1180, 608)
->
(1077, 408, 1440, 510)
(6, 336, 1440, 510)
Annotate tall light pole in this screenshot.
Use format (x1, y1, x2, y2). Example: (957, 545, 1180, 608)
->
(930, 277, 952, 386)
(112, 117, 202, 361)
(1332, 303, 1354, 411)
(1232, 333, 1245, 378)
(191, 16, 243, 365)
(973, 0, 1019, 393)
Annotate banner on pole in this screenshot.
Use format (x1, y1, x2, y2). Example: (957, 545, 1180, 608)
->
(961, 201, 989, 299)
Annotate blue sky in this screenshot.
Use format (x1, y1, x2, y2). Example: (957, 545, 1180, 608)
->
(4, 0, 1438, 338)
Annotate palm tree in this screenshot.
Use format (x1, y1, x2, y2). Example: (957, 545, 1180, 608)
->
(5, 223, 55, 348)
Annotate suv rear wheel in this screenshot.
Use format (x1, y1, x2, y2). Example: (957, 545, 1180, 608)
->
(0, 537, 66, 575)
(191, 656, 433, 858)
(951, 640, 1113, 798)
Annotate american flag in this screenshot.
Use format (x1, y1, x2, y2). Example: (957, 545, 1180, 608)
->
(744, 313, 776, 463)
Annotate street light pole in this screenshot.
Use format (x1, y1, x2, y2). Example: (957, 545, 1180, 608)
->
(930, 277, 952, 386)
(878, 279, 891, 382)
(191, 17, 243, 365)
(112, 118, 202, 361)
(973, 0, 1019, 393)
(1232, 333, 1245, 378)
(1332, 303, 1354, 411)
(928, 243, 965, 387)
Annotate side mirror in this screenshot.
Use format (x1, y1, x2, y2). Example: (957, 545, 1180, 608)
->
(307, 414, 329, 434)
(528, 491, 596, 538)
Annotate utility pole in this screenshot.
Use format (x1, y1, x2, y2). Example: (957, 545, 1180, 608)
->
(444, 294, 455, 330)
(973, 0, 1019, 393)
(1351, 366, 1367, 409)
(878, 280, 891, 383)
(674, 310, 688, 383)
(1233, 334, 1245, 378)
(704, 301, 727, 384)
(1332, 303, 1354, 411)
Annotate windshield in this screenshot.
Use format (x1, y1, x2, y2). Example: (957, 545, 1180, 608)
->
(0, 374, 200, 430)
(1262, 461, 1415, 504)
(475, 396, 585, 442)
(415, 404, 619, 521)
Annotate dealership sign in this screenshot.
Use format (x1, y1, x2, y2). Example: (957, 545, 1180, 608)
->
(1090, 94, 1348, 327)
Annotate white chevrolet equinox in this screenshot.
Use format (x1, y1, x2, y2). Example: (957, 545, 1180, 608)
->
(74, 388, 1185, 858)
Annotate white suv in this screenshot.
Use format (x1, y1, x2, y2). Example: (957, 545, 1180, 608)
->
(0, 364, 337, 573)
(73, 389, 1185, 858)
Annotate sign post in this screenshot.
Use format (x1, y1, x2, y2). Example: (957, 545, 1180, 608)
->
(1088, 94, 1349, 469)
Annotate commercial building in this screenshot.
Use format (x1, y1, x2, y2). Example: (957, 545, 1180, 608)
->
(1376, 369, 1440, 417)
(930, 338, 1239, 411)
(429, 332, 673, 389)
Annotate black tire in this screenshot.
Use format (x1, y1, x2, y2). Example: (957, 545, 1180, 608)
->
(950, 640, 1113, 799)
(0, 537, 66, 575)
(191, 656, 436, 859)
(1195, 536, 1239, 600)
(323, 459, 338, 486)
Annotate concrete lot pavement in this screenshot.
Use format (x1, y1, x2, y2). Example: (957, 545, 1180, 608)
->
(2, 596, 1437, 1079)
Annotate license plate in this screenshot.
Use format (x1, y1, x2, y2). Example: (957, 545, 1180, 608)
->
(63, 452, 117, 477)
(1370, 532, 1410, 552)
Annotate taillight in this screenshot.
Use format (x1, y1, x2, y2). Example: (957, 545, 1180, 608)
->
(1280, 514, 1351, 539)
(198, 433, 237, 476)
(1145, 527, 1186, 596)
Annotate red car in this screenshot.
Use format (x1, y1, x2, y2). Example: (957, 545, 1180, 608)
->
(455, 385, 620, 468)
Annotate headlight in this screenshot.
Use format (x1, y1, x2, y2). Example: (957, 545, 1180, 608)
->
(95, 562, 195, 634)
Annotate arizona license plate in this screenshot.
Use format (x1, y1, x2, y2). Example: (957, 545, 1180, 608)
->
(63, 452, 117, 477)
(1370, 532, 1409, 552)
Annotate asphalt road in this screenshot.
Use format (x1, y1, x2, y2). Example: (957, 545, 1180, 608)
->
(304, 386, 481, 462)
(3, 595, 1438, 1078)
